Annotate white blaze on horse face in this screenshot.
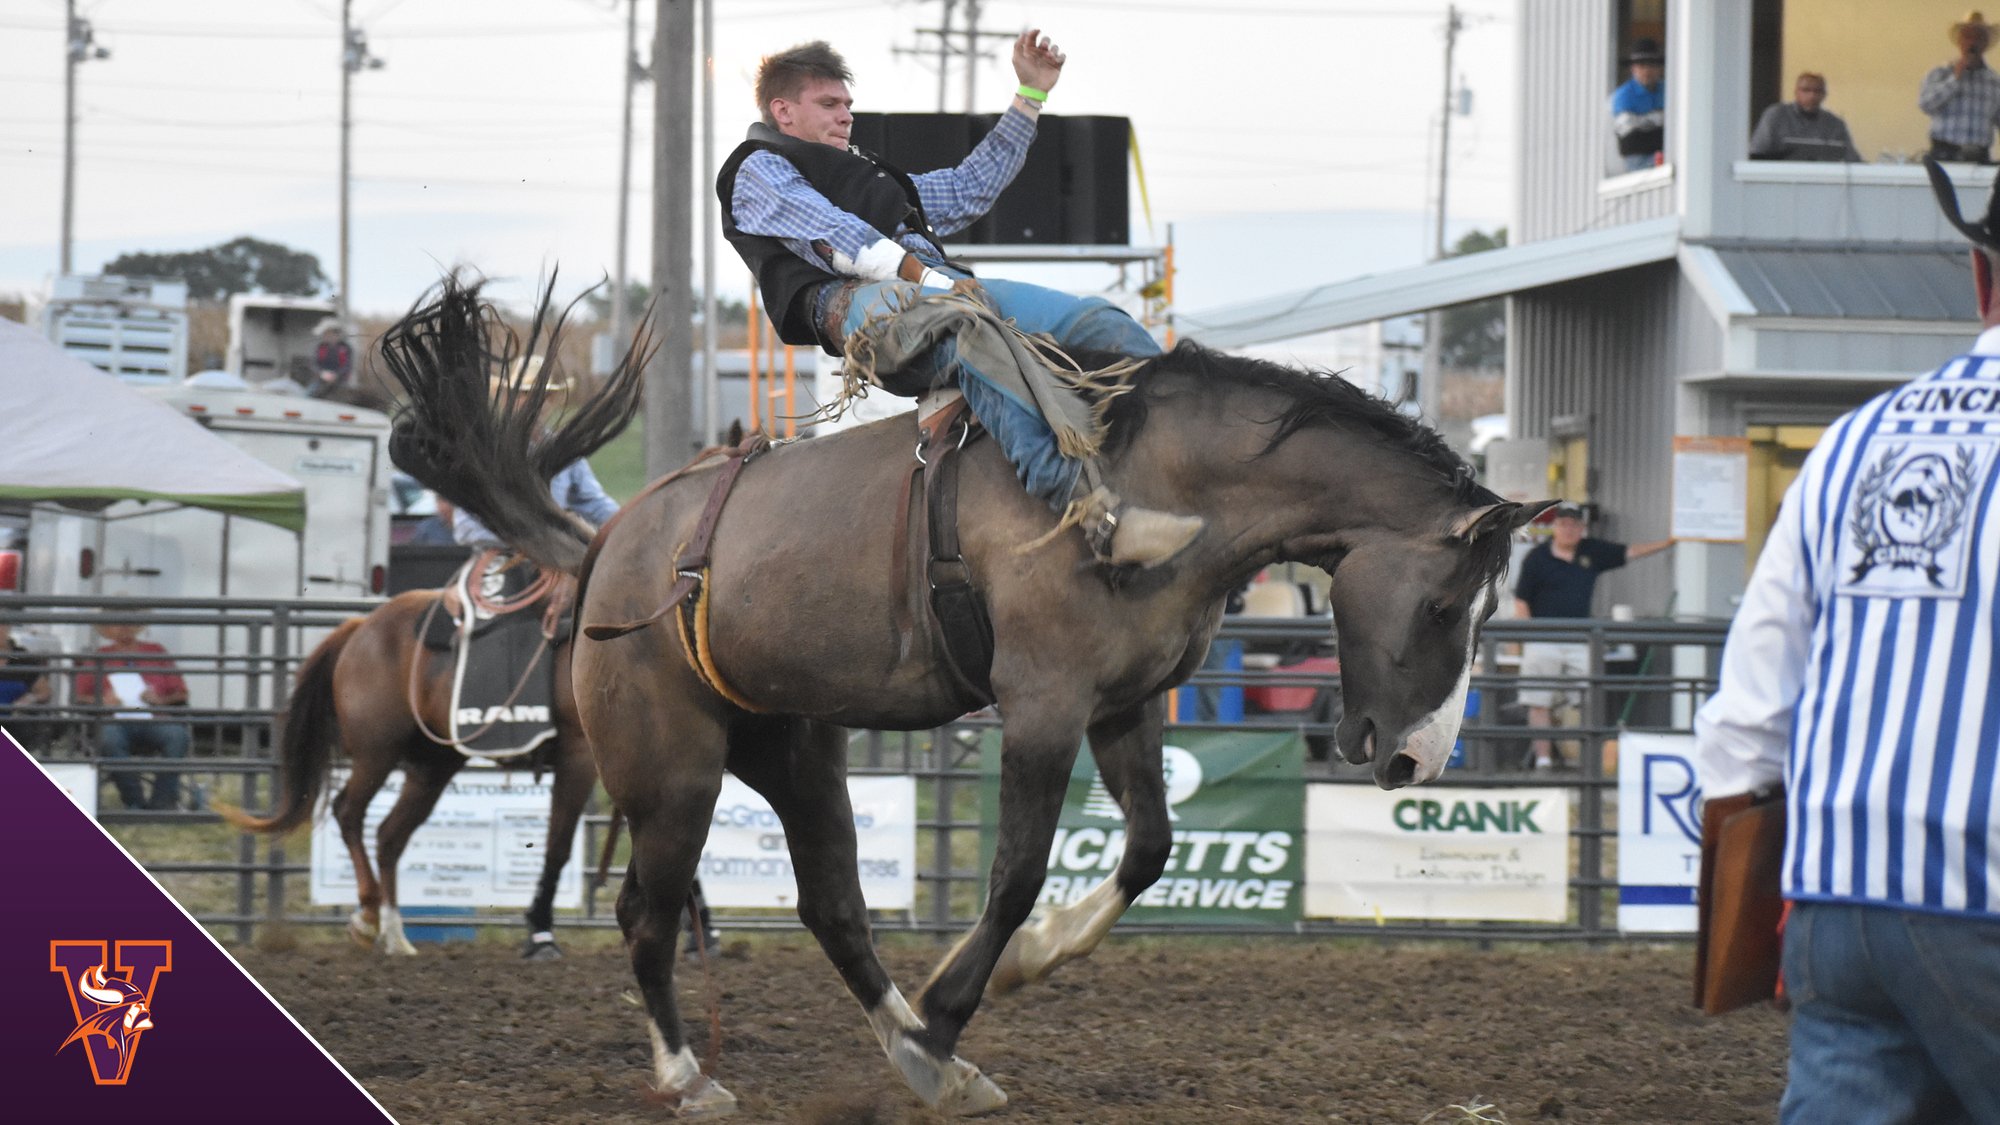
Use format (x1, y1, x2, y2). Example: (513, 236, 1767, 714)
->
(1396, 584, 1486, 784)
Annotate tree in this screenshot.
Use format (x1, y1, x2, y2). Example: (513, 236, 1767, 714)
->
(101, 237, 329, 302)
(1438, 228, 1506, 370)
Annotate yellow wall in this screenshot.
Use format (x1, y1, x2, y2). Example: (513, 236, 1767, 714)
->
(1784, 1, 1982, 160)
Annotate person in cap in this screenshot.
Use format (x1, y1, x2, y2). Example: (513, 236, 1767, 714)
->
(1610, 38, 1666, 172)
(1691, 158, 2000, 1122)
(1750, 72, 1862, 162)
(310, 318, 352, 399)
(1512, 503, 1673, 770)
(1920, 11, 2000, 163)
(718, 35, 1204, 569)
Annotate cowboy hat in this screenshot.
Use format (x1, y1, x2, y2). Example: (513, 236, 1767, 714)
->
(1952, 11, 1994, 46)
(313, 318, 342, 335)
(1626, 37, 1663, 64)
(1925, 155, 2000, 250)
(489, 354, 574, 395)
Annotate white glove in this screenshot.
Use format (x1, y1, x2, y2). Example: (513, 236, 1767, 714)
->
(842, 238, 954, 290)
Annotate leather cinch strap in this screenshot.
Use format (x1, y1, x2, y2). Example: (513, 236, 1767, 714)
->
(580, 434, 768, 643)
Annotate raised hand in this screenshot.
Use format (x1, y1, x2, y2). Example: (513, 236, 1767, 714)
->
(1013, 29, 1065, 93)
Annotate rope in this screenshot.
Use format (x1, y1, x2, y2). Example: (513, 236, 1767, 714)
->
(405, 583, 554, 750)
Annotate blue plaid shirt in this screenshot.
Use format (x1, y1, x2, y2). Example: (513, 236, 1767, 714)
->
(1920, 62, 2000, 145)
(453, 458, 618, 549)
(730, 106, 1038, 273)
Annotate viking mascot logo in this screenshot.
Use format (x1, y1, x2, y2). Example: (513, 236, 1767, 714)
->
(50, 940, 172, 1085)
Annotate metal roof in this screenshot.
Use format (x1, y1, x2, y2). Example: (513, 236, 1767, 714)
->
(1179, 217, 1682, 347)
(1710, 244, 1975, 321)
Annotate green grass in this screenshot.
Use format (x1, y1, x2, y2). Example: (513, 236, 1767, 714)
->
(587, 419, 649, 503)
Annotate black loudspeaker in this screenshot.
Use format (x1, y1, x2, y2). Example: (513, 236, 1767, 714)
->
(849, 112, 1129, 245)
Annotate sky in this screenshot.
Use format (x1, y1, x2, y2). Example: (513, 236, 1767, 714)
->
(0, 0, 1518, 320)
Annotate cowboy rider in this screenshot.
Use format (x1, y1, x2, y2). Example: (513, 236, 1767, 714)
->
(718, 34, 1204, 569)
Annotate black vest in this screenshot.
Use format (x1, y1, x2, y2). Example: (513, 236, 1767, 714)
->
(717, 124, 951, 349)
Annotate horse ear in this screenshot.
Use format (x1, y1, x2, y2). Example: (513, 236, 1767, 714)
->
(1513, 499, 1561, 529)
(1447, 502, 1520, 541)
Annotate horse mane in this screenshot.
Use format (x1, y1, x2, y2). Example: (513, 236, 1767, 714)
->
(1090, 341, 1513, 589)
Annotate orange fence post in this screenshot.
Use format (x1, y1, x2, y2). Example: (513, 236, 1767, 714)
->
(782, 345, 797, 438)
(746, 288, 762, 434)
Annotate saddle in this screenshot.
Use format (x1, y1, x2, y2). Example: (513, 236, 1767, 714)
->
(411, 552, 565, 760)
(579, 397, 997, 711)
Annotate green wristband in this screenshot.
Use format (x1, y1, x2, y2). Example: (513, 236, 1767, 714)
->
(1016, 84, 1048, 103)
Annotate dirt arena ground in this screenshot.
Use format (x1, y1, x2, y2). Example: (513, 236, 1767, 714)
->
(239, 935, 1787, 1125)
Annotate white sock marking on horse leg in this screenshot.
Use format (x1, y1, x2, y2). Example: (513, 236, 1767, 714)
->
(991, 875, 1128, 993)
(377, 906, 418, 956)
(648, 1026, 702, 1093)
(864, 984, 925, 1055)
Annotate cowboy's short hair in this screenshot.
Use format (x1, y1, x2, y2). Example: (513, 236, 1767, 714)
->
(754, 41, 852, 126)
(1795, 71, 1826, 90)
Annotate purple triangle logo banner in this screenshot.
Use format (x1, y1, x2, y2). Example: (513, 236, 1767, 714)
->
(0, 734, 397, 1123)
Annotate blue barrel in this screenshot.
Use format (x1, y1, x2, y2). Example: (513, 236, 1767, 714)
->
(401, 905, 478, 944)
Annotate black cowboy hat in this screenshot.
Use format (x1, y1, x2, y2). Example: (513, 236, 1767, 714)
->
(1924, 155, 2000, 250)
(1626, 38, 1663, 64)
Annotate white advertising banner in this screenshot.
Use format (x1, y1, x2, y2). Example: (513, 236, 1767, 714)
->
(1305, 784, 1570, 922)
(309, 769, 583, 908)
(1616, 731, 1703, 933)
(698, 775, 917, 911)
(41, 761, 99, 819)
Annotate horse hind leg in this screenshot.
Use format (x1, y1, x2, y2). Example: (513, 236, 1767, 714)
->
(330, 740, 400, 947)
(726, 717, 1005, 1117)
(369, 747, 464, 956)
(989, 697, 1172, 995)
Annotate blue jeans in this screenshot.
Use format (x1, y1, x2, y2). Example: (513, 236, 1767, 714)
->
(1780, 900, 2000, 1124)
(838, 265, 1162, 507)
(98, 721, 191, 810)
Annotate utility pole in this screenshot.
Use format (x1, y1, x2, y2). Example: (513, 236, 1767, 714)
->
(648, 0, 695, 476)
(937, 0, 956, 112)
(339, 2, 383, 325)
(962, 0, 980, 112)
(612, 0, 641, 356)
(61, 1, 108, 276)
(1420, 3, 1462, 425)
(701, 0, 718, 447)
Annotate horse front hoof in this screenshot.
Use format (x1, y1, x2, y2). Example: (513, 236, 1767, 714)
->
(522, 935, 563, 961)
(347, 909, 379, 947)
(658, 1075, 737, 1117)
(889, 1038, 1008, 1117)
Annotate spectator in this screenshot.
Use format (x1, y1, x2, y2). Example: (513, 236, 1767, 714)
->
(1611, 38, 1666, 172)
(0, 621, 52, 745)
(309, 318, 352, 400)
(1691, 157, 2000, 1122)
(1512, 503, 1673, 770)
(1750, 72, 1862, 162)
(406, 494, 459, 546)
(1920, 11, 2000, 164)
(73, 619, 192, 811)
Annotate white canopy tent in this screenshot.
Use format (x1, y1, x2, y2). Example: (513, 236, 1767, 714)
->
(0, 317, 305, 529)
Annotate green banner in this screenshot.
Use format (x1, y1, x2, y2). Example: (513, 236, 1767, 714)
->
(979, 727, 1305, 925)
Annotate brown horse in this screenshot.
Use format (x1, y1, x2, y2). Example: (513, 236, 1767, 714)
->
(385, 276, 1550, 1116)
(218, 590, 597, 959)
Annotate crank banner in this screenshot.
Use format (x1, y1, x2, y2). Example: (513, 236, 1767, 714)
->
(1304, 784, 1571, 922)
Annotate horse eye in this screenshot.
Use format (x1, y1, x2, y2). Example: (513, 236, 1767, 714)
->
(1424, 600, 1450, 622)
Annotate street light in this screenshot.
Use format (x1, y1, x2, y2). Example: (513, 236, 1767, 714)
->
(338, 5, 385, 324)
(61, 0, 111, 275)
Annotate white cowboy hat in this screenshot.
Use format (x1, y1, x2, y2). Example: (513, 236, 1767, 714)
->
(489, 354, 574, 395)
(313, 318, 343, 336)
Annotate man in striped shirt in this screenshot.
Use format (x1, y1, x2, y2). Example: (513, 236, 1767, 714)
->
(1694, 158, 2000, 1122)
(718, 37, 1203, 569)
(1920, 11, 2000, 164)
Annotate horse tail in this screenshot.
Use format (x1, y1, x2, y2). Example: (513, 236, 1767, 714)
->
(378, 271, 653, 576)
(214, 616, 364, 835)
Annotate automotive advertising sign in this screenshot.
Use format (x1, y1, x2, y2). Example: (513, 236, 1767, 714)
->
(1305, 784, 1571, 922)
(980, 728, 1306, 925)
(1615, 731, 1703, 933)
(309, 769, 585, 908)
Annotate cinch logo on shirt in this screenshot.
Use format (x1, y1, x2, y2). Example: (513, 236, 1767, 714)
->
(1838, 438, 1993, 600)
(50, 940, 172, 1086)
(1887, 379, 2000, 421)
